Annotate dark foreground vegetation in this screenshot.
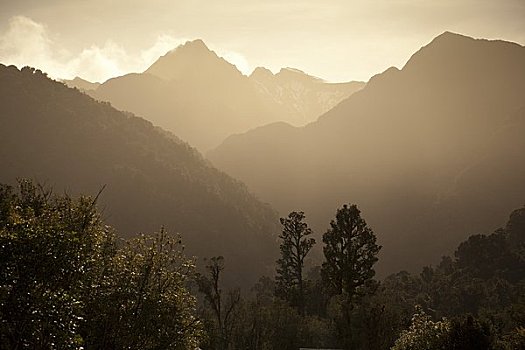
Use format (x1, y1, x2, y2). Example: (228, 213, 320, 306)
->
(1, 180, 524, 349)
(0, 180, 202, 349)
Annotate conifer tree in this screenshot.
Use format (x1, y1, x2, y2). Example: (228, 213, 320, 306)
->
(321, 204, 381, 349)
(321, 204, 381, 298)
(275, 211, 315, 314)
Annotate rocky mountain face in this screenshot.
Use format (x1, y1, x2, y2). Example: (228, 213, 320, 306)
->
(249, 66, 364, 126)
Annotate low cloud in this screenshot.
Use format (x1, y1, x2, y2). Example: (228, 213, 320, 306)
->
(0, 16, 252, 83)
(218, 50, 252, 75)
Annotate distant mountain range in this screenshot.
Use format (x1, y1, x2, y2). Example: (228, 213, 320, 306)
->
(4, 32, 523, 278)
(0, 64, 279, 286)
(63, 76, 101, 92)
(250, 66, 364, 126)
(208, 32, 525, 274)
(84, 39, 363, 151)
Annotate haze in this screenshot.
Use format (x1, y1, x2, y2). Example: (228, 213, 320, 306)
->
(1, 0, 524, 82)
(1, 1, 525, 349)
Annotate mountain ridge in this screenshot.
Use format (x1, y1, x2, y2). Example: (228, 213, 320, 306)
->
(145, 39, 245, 82)
(90, 39, 364, 150)
(208, 31, 525, 275)
(0, 64, 280, 286)
(62, 76, 101, 92)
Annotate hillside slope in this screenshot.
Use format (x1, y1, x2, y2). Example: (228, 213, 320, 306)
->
(0, 64, 279, 285)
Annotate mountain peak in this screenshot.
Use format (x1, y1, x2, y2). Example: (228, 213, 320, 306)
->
(250, 66, 274, 80)
(276, 67, 321, 83)
(434, 31, 469, 40)
(278, 67, 307, 76)
(62, 76, 101, 91)
(160, 39, 214, 60)
(425, 31, 476, 49)
(401, 31, 524, 77)
(408, 31, 474, 61)
(176, 39, 211, 53)
(144, 38, 228, 80)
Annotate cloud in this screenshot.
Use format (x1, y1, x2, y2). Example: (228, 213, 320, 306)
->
(216, 50, 252, 75)
(0, 16, 61, 74)
(139, 34, 188, 64)
(0, 16, 253, 82)
(0, 16, 131, 82)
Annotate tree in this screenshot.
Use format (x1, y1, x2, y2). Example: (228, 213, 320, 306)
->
(391, 306, 450, 350)
(196, 256, 241, 350)
(0, 180, 203, 349)
(446, 315, 495, 350)
(83, 230, 202, 350)
(0, 180, 113, 349)
(321, 204, 381, 349)
(321, 204, 381, 299)
(275, 211, 315, 314)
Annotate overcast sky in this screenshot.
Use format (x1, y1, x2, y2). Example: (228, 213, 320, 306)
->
(1, 0, 524, 82)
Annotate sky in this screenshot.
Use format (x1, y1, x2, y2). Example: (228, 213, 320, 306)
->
(1, 0, 524, 83)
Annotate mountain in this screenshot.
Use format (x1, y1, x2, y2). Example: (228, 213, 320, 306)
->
(208, 32, 525, 275)
(145, 39, 238, 82)
(62, 76, 101, 92)
(90, 40, 362, 151)
(90, 39, 277, 151)
(249, 67, 364, 126)
(0, 64, 279, 286)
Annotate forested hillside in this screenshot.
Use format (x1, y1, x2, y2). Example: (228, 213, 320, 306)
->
(0, 64, 279, 286)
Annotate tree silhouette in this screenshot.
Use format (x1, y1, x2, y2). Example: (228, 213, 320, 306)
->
(196, 256, 241, 350)
(321, 204, 380, 298)
(321, 204, 381, 348)
(275, 211, 315, 314)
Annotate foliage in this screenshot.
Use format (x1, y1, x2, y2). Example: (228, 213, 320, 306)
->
(320, 204, 381, 349)
(135, 206, 523, 350)
(387, 206, 525, 350)
(0, 180, 202, 349)
(196, 256, 241, 350)
(233, 297, 304, 350)
(206, 275, 338, 350)
(446, 315, 495, 350)
(83, 230, 202, 350)
(392, 310, 498, 350)
(501, 326, 525, 350)
(275, 211, 315, 313)
(391, 306, 450, 350)
(321, 204, 381, 298)
(0, 180, 113, 349)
